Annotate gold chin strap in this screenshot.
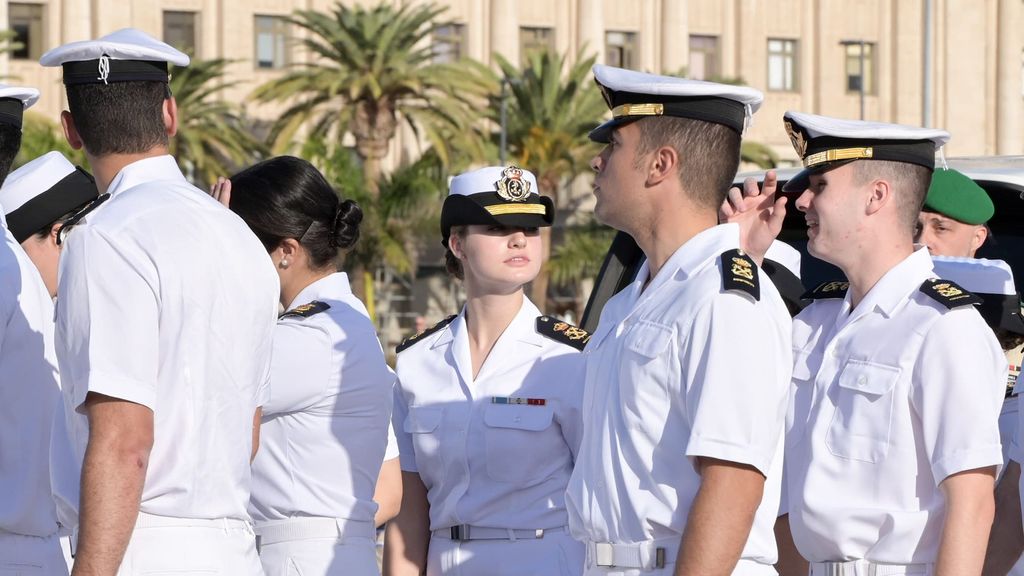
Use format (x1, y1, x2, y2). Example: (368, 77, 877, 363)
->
(485, 204, 547, 216)
(612, 103, 665, 118)
(804, 147, 874, 168)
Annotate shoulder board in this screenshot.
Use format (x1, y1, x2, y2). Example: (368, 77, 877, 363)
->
(536, 316, 590, 352)
(801, 280, 849, 300)
(720, 249, 760, 301)
(279, 300, 331, 320)
(397, 315, 457, 354)
(919, 278, 983, 310)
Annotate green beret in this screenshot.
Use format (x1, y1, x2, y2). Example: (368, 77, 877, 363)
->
(922, 168, 994, 225)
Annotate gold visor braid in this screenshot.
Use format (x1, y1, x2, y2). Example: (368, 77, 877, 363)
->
(485, 204, 548, 216)
(804, 147, 874, 167)
(611, 103, 665, 118)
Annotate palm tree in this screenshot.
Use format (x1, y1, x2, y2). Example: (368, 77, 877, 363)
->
(253, 2, 492, 195)
(490, 49, 608, 312)
(169, 57, 265, 187)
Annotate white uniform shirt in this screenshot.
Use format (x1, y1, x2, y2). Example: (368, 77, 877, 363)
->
(566, 223, 792, 566)
(54, 155, 279, 521)
(393, 297, 584, 530)
(0, 211, 62, 537)
(250, 272, 396, 523)
(787, 247, 1005, 563)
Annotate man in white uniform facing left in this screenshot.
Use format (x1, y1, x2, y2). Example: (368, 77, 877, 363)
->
(40, 28, 279, 575)
(566, 65, 793, 575)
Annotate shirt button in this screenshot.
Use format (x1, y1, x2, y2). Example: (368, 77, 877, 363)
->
(856, 375, 867, 386)
(514, 416, 522, 423)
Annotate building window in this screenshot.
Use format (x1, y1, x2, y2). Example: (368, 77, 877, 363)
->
(255, 15, 289, 69)
(9, 3, 44, 60)
(767, 38, 799, 91)
(432, 23, 466, 63)
(844, 42, 876, 95)
(520, 26, 554, 63)
(605, 31, 637, 69)
(163, 11, 199, 55)
(688, 35, 719, 80)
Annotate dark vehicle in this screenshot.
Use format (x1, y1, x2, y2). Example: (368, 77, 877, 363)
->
(580, 157, 1024, 332)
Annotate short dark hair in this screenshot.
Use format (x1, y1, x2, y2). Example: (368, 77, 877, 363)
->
(31, 209, 77, 241)
(633, 116, 741, 209)
(444, 225, 466, 280)
(229, 155, 362, 270)
(65, 81, 168, 156)
(0, 123, 23, 185)
(851, 160, 932, 234)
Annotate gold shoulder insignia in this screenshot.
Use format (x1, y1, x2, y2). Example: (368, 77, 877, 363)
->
(279, 300, 331, 320)
(920, 278, 983, 310)
(396, 315, 457, 354)
(721, 249, 760, 301)
(801, 280, 849, 300)
(536, 316, 590, 352)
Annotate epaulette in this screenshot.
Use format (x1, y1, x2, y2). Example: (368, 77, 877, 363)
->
(801, 281, 849, 300)
(397, 315, 456, 354)
(536, 316, 590, 351)
(720, 249, 759, 301)
(919, 278, 983, 310)
(279, 300, 331, 320)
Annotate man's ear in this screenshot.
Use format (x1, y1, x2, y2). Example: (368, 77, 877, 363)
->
(865, 178, 891, 216)
(60, 111, 84, 151)
(645, 145, 679, 187)
(163, 96, 178, 138)
(971, 225, 989, 253)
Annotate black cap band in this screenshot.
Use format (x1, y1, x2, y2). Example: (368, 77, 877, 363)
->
(0, 98, 25, 129)
(61, 58, 169, 85)
(440, 192, 554, 248)
(6, 166, 99, 243)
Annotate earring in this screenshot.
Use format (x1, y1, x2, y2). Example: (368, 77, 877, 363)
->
(280, 259, 289, 269)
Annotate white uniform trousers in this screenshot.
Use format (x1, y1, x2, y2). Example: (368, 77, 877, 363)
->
(0, 532, 69, 576)
(256, 517, 378, 576)
(427, 529, 583, 576)
(113, 512, 261, 575)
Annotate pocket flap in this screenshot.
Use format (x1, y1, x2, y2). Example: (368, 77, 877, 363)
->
(484, 404, 554, 431)
(404, 406, 442, 433)
(625, 321, 675, 359)
(837, 360, 901, 396)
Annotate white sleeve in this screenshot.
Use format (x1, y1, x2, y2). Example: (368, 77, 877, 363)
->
(384, 419, 400, 461)
(262, 320, 332, 415)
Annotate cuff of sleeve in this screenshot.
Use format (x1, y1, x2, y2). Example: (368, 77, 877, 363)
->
(76, 371, 156, 413)
(932, 444, 1004, 483)
(686, 437, 773, 477)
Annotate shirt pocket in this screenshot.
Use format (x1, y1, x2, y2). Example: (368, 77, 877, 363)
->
(624, 320, 675, 360)
(404, 406, 443, 476)
(826, 360, 901, 463)
(483, 404, 557, 484)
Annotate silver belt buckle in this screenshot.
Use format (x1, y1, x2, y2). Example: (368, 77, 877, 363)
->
(450, 525, 470, 541)
(595, 542, 615, 567)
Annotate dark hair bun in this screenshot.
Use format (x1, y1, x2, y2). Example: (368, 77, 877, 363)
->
(331, 199, 363, 250)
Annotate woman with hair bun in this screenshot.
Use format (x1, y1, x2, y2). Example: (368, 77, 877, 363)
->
(212, 155, 398, 576)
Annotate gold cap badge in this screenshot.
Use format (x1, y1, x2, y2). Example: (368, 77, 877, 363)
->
(785, 120, 807, 159)
(494, 166, 531, 202)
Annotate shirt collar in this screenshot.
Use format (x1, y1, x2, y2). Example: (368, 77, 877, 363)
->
(106, 155, 187, 197)
(636, 223, 741, 294)
(286, 272, 352, 310)
(843, 246, 934, 320)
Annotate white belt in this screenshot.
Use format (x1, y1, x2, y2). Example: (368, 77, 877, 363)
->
(135, 511, 252, 531)
(586, 538, 679, 571)
(810, 560, 931, 576)
(432, 525, 567, 542)
(255, 517, 376, 546)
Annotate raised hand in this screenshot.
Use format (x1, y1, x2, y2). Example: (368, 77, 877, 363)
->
(719, 170, 787, 265)
(209, 177, 232, 208)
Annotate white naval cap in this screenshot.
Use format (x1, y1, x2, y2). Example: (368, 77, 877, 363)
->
(931, 256, 1024, 335)
(589, 64, 764, 142)
(0, 84, 40, 129)
(0, 151, 99, 243)
(781, 112, 951, 193)
(440, 165, 553, 248)
(762, 240, 805, 314)
(39, 28, 189, 85)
